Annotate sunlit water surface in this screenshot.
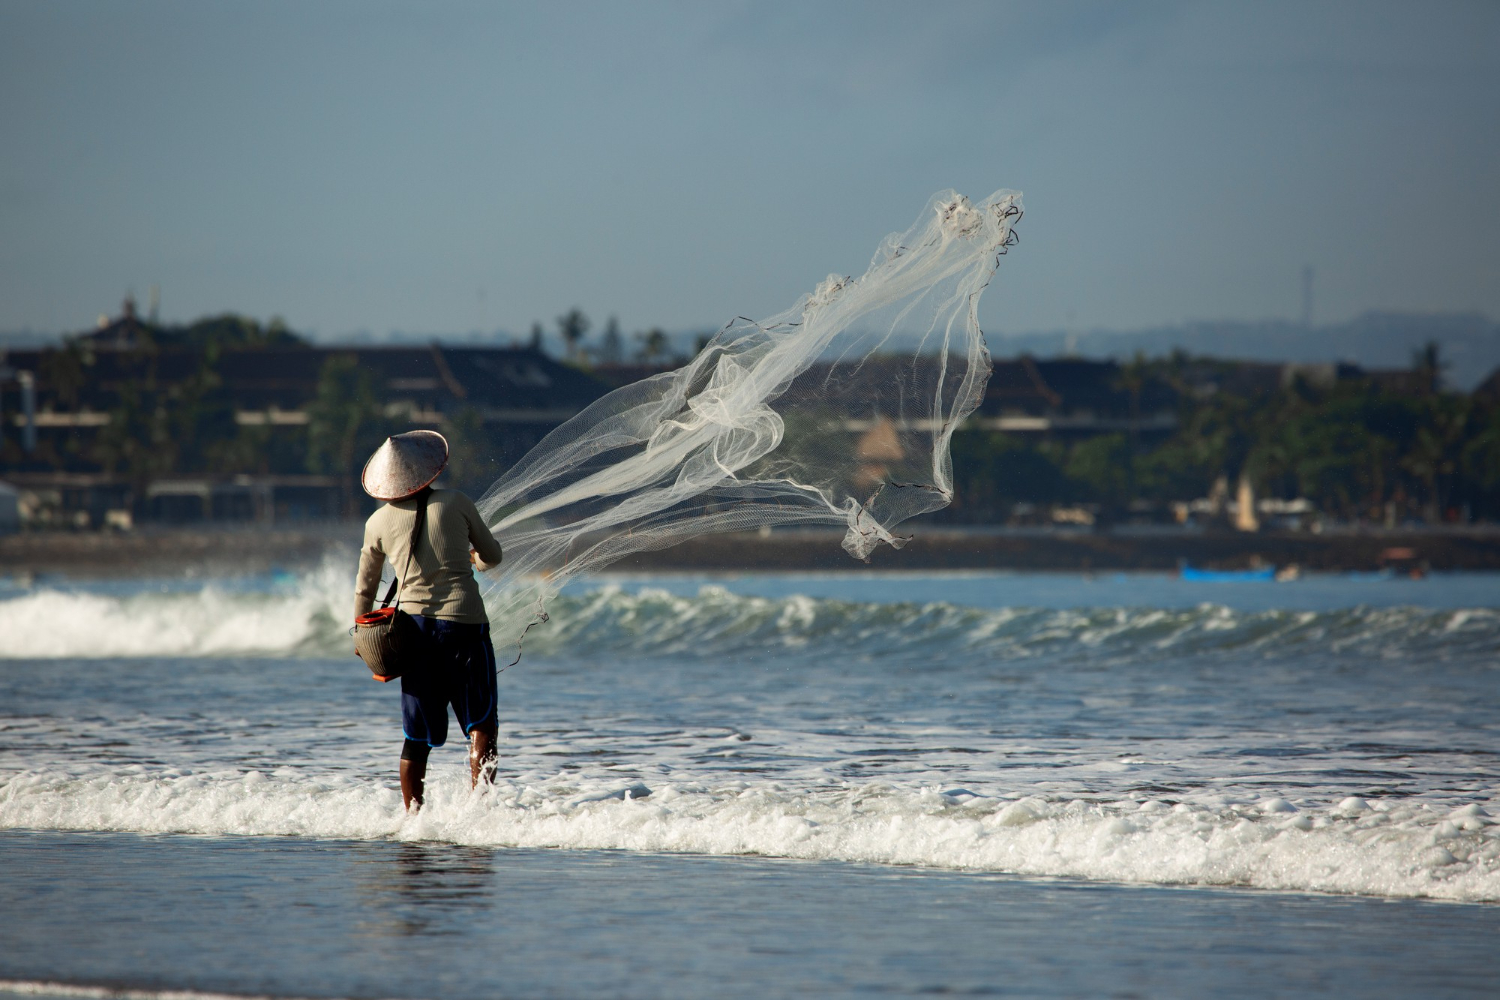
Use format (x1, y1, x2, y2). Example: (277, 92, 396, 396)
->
(2, 568, 1498, 996)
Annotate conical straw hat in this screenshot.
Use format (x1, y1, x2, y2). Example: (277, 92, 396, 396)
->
(361, 430, 449, 501)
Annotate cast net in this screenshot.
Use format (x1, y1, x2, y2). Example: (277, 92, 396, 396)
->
(475, 188, 1023, 660)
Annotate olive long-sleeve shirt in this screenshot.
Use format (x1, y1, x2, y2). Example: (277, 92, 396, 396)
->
(354, 488, 503, 624)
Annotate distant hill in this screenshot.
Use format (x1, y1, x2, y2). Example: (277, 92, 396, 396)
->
(287, 312, 1500, 389)
(9, 310, 1496, 389)
(989, 312, 1500, 390)
(0, 329, 63, 350)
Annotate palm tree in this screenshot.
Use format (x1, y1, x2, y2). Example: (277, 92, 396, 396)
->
(1402, 395, 1470, 522)
(306, 354, 385, 517)
(598, 316, 623, 365)
(1112, 351, 1148, 500)
(557, 309, 590, 363)
(635, 327, 670, 364)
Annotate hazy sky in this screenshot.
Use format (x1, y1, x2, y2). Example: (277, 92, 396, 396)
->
(2, 1, 1497, 342)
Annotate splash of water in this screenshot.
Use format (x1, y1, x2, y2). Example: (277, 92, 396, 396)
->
(4, 569, 1498, 663)
(476, 189, 1022, 658)
(4, 768, 1497, 902)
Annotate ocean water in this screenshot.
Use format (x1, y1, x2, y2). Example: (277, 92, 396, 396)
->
(2, 565, 1498, 996)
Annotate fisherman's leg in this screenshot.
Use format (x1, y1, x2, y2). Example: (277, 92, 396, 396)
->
(454, 622, 500, 790)
(400, 738, 430, 811)
(399, 645, 447, 812)
(469, 719, 498, 788)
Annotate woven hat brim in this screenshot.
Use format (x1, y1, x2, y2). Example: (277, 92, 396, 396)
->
(361, 430, 450, 501)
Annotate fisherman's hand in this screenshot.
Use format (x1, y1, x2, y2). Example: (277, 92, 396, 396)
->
(470, 547, 479, 566)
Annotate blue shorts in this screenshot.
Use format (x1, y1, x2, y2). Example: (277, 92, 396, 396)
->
(400, 617, 498, 747)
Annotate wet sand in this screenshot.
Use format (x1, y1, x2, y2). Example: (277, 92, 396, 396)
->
(2, 832, 1496, 999)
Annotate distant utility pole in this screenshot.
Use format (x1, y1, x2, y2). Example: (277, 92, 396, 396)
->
(1301, 265, 1314, 328)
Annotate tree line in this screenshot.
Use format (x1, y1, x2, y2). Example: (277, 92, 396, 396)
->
(8, 313, 1500, 526)
(948, 349, 1500, 525)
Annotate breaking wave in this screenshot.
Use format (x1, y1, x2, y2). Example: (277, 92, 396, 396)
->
(4, 569, 1499, 900)
(2, 569, 1497, 664)
(0, 563, 354, 660)
(1, 767, 1496, 902)
(523, 584, 1500, 664)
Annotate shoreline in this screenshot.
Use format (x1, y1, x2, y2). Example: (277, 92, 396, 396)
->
(5, 523, 1500, 577)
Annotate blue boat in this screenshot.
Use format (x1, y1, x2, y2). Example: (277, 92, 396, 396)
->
(1180, 564, 1276, 582)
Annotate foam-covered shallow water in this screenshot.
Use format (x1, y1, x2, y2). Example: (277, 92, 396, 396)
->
(2, 566, 1499, 905)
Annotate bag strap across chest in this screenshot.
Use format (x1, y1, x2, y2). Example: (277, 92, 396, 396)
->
(379, 489, 430, 610)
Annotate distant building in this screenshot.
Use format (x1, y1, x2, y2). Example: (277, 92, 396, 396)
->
(81, 293, 151, 351)
(1473, 368, 1500, 404)
(974, 357, 1179, 437)
(0, 304, 614, 526)
(0, 479, 18, 534)
(5, 300, 1488, 528)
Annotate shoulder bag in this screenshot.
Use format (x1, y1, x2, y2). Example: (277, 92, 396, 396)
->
(352, 489, 432, 681)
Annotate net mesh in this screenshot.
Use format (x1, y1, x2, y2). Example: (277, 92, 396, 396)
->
(475, 188, 1023, 660)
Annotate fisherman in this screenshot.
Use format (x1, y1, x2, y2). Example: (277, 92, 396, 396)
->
(354, 430, 504, 812)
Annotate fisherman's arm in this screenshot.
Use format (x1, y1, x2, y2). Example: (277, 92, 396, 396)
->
(461, 494, 504, 571)
(353, 524, 387, 619)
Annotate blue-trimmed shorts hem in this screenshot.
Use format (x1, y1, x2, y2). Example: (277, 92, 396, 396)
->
(398, 617, 498, 748)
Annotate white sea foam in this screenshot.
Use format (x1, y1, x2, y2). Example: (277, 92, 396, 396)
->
(2, 769, 1497, 902)
(4, 571, 1496, 663)
(0, 564, 352, 659)
(5, 572, 1497, 902)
